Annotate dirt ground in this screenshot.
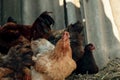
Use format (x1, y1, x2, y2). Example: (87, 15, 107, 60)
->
(66, 58, 120, 80)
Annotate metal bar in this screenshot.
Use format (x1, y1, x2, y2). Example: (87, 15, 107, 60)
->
(0, 0, 3, 25)
(80, 0, 88, 45)
(63, 0, 68, 27)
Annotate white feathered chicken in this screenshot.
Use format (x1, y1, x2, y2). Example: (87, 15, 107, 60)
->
(31, 38, 55, 60)
(31, 38, 55, 80)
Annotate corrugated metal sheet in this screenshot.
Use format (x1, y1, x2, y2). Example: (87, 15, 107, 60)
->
(0, 0, 22, 25)
(0, 0, 82, 30)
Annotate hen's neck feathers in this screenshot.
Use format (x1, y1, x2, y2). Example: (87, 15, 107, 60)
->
(50, 38, 72, 60)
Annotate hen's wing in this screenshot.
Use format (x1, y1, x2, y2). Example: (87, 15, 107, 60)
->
(34, 53, 51, 73)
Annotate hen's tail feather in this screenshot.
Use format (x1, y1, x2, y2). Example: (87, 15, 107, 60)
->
(40, 11, 55, 26)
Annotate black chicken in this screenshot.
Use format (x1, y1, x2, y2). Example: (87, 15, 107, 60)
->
(75, 43, 99, 75)
(66, 21, 84, 62)
(7, 16, 17, 23)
